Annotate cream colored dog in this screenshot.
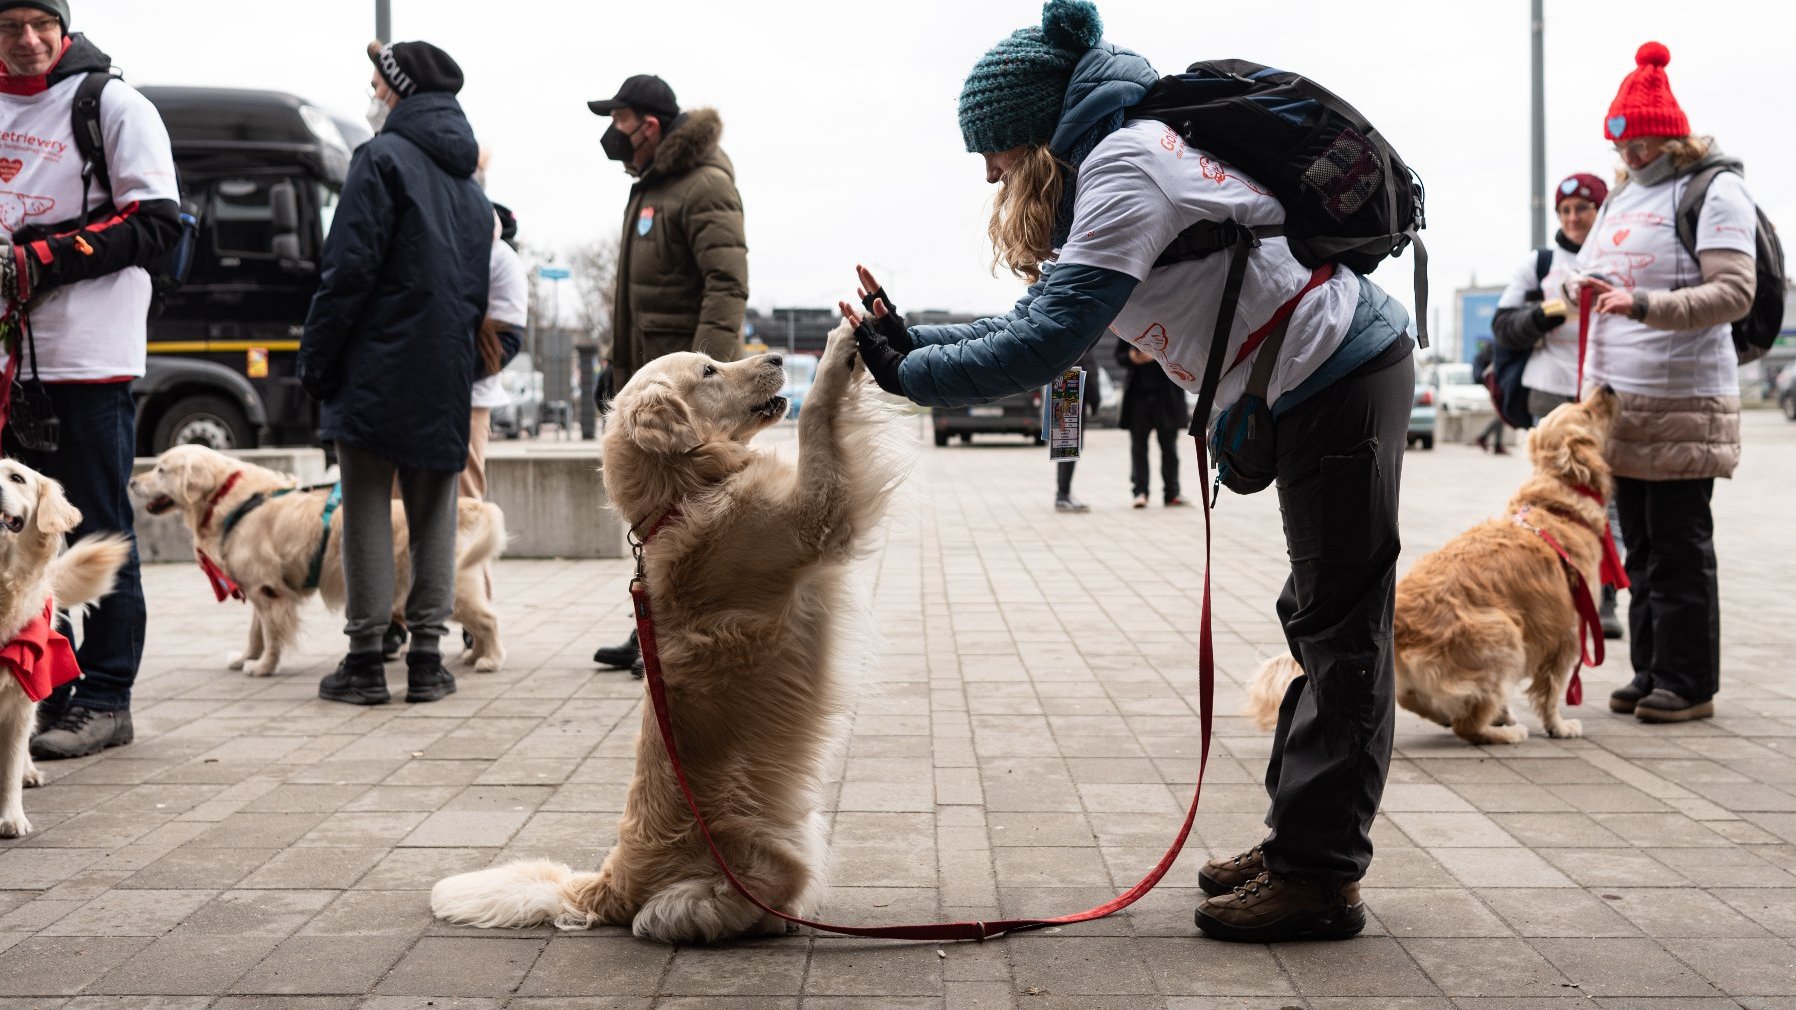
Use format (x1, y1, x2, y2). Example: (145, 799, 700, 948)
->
(1245, 390, 1621, 745)
(0, 459, 130, 838)
(432, 321, 904, 943)
(130, 445, 506, 676)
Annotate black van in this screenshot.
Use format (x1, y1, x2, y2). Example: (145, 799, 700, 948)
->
(132, 86, 369, 453)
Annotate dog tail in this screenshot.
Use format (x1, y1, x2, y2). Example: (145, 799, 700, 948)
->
(458, 500, 508, 571)
(1242, 654, 1305, 732)
(431, 859, 606, 930)
(50, 533, 131, 612)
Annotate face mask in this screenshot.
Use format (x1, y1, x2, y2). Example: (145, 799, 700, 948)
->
(1630, 151, 1676, 188)
(365, 96, 390, 133)
(600, 123, 636, 163)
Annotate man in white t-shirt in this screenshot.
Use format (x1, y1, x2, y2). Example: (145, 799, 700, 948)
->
(0, 0, 182, 760)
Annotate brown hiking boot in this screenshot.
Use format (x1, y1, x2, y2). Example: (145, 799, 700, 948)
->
(1198, 845, 1265, 897)
(1194, 871, 1366, 942)
(1634, 689, 1714, 723)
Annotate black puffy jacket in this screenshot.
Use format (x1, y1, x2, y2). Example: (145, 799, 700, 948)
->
(297, 92, 492, 471)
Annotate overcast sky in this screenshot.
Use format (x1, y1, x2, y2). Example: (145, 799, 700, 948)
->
(83, 0, 1792, 348)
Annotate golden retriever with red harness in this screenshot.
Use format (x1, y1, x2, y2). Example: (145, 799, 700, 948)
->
(431, 320, 904, 942)
(0, 459, 130, 838)
(1247, 389, 1621, 745)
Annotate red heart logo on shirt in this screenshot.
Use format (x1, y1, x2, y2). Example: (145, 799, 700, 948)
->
(0, 159, 20, 183)
(1612, 228, 1630, 246)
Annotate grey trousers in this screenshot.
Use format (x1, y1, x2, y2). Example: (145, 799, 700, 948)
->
(336, 443, 460, 656)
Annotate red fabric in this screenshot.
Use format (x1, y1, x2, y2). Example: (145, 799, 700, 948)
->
(0, 37, 71, 96)
(1604, 42, 1689, 142)
(0, 599, 82, 702)
(196, 549, 242, 603)
(1572, 484, 1631, 591)
(1226, 264, 1335, 376)
(1515, 506, 1606, 705)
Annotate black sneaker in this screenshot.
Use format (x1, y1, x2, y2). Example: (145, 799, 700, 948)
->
(593, 629, 640, 669)
(381, 619, 409, 660)
(30, 706, 134, 760)
(405, 652, 457, 704)
(1600, 586, 1624, 640)
(319, 651, 390, 706)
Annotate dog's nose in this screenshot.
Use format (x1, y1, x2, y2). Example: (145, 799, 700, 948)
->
(765, 354, 783, 369)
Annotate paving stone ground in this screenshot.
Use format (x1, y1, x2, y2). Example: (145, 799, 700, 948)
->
(3, 409, 1794, 1009)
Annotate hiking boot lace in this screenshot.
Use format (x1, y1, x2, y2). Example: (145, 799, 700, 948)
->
(50, 705, 98, 734)
(1233, 870, 1275, 902)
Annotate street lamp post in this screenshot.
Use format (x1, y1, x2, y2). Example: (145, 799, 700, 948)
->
(375, 0, 390, 41)
(1530, 0, 1547, 248)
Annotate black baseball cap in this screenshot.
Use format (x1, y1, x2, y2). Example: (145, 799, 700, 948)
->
(587, 74, 679, 120)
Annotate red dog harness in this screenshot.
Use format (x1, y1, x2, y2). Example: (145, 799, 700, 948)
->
(1, 599, 82, 702)
(195, 471, 247, 602)
(1511, 486, 1629, 707)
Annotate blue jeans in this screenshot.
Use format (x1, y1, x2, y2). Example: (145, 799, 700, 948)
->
(3, 381, 146, 712)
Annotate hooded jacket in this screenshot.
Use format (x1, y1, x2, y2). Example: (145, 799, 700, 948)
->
(611, 108, 747, 385)
(298, 91, 492, 471)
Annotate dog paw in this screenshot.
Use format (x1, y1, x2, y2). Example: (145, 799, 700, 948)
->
(1547, 718, 1583, 739)
(245, 659, 279, 677)
(22, 764, 41, 788)
(1492, 706, 1517, 727)
(227, 651, 247, 670)
(474, 656, 502, 673)
(0, 811, 30, 838)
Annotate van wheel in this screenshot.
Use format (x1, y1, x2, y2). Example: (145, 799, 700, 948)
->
(960, 433, 973, 444)
(934, 430, 949, 447)
(1419, 434, 1434, 450)
(1783, 395, 1796, 421)
(153, 395, 254, 453)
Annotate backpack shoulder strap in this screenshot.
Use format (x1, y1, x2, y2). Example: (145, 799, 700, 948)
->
(71, 70, 116, 198)
(1534, 247, 1553, 286)
(1674, 165, 1731, 263)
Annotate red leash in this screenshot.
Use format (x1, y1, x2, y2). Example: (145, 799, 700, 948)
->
(1513, 504, 1608, 706)
(195, 471, 246, 602)
(629, 484, 1217, 941)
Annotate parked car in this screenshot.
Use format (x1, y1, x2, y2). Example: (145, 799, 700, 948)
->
(1409, 382, 1436, 449)
(1430, 361, 1490, 414)
(491, 352, 545, 439)
(934, 387, 1045, 446)
(779, 353, 818, 420)
(1777, 361, 1796, 421)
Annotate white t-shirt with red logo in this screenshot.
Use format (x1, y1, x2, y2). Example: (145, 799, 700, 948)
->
(0, 73, 178, 381)
(1575, 170, 1757, 398)
(1055, 119, 1360, 411)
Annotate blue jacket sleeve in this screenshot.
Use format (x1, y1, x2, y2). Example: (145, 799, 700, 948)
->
(896, 262, 1137, 407)
(908, 282, 1040, 347)
(298, 147, 395, 396)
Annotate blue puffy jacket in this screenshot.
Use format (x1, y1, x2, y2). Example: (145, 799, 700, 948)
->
(298, 92, 493, 471)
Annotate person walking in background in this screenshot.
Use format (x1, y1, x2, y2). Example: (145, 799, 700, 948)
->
(0, 0, 182, 759)
(586, 73, 747, 675)
(1491, 172, 1624, 637)
(1115, 337, 1189, 507)
(1470, 340, 1510, 454)
(1573, 43, 1758, 724)
(298, 40, 491, 706)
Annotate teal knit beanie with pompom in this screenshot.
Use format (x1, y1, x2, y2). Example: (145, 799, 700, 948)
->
(958, 0, 1103, 154)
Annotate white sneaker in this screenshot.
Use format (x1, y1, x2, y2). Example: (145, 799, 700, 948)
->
(1132, 494, 1148, 509)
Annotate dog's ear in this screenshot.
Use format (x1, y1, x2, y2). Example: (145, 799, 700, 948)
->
(617, 381, 698, 455)
(35, 474, 82, 535)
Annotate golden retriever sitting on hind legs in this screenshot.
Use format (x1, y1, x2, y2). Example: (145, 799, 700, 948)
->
(431, 320, 905, 943)
(1247, 388, 1623, 745)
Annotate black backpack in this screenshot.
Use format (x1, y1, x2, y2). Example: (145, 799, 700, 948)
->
(1483, 248, 1552, 429)
(1126, 59, 1428, 433)
(70, 71, 199, 310)
(1672, 165, 1785, 364)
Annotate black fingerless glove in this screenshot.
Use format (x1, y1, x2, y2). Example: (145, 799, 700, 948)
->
(854, 322, 906, 397)
(1529, 304, 1566, 332)
(859, 286, 914, 353)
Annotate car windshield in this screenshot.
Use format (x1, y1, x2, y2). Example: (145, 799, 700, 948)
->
(1437, 363, 1475, 386)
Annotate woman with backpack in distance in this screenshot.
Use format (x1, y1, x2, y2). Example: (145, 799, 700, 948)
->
(1569, 43, 1758, 724)
(1491, 172, 1626, 638)
(841, 0, 1416, 942)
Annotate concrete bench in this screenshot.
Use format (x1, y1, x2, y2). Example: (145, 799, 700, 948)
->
(132, 447, 331, 565)
(484, 452, 624, 559)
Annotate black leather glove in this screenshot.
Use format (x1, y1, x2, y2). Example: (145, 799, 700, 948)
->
(853, 322, 906, 397)
(859, 286, 914, 353)
(1529, 303, 1566, 332)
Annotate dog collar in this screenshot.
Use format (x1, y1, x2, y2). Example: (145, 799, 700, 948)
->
(198, 471, 246, 535)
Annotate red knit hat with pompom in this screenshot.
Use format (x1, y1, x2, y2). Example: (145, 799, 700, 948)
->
(1604, 42, 1689, 142)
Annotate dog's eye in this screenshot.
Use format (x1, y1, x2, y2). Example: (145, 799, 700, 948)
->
(7, 474, 22, 485)
(702, 364, 717, 377)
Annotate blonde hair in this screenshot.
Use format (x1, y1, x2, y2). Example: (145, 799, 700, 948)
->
(987, 146, 1066, 284)
(1614, 134, 1713, 185)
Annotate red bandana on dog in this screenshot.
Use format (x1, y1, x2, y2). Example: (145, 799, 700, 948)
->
(0, 599, 82, 702)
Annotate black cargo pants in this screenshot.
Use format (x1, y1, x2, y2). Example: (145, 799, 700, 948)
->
(1258, 349, 1412, 883)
